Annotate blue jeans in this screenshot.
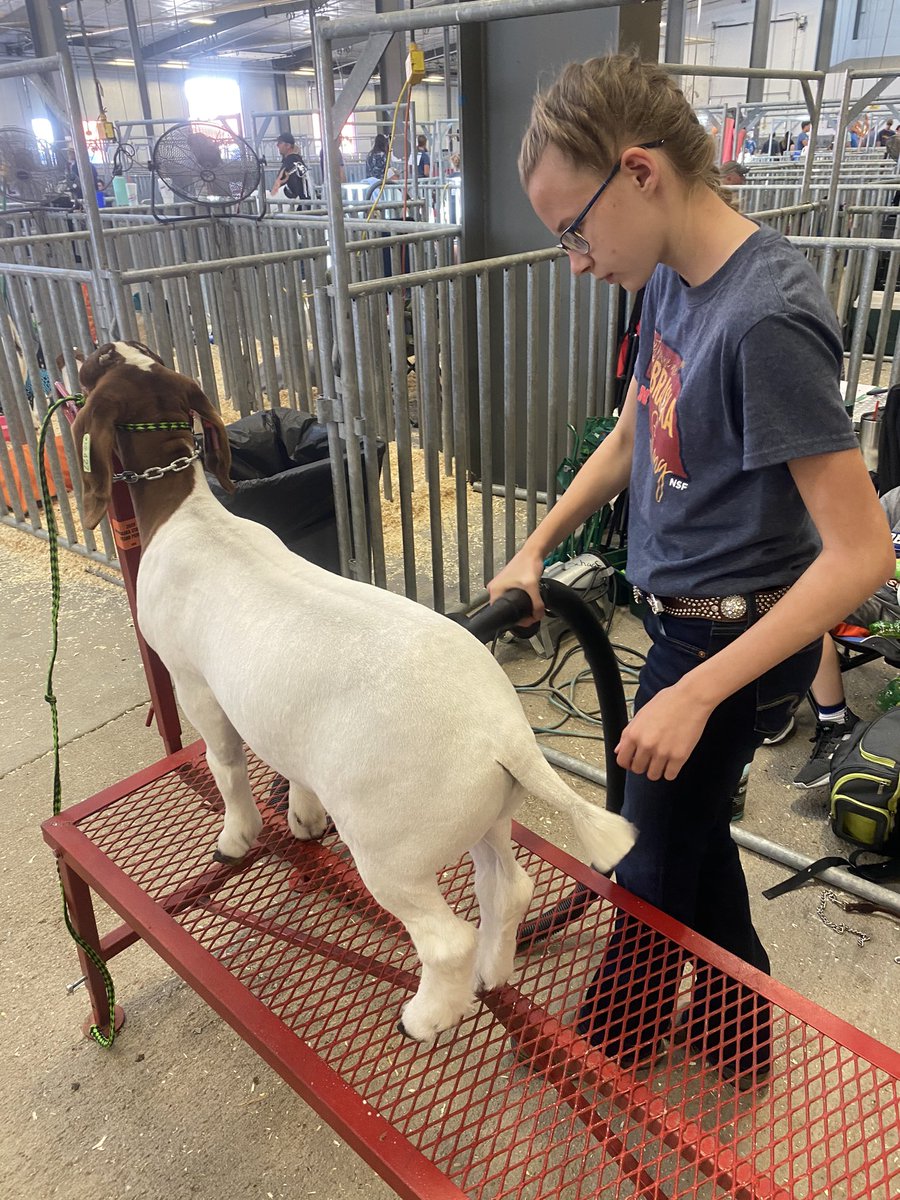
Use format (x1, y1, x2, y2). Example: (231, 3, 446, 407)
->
(578, 605, 822, 1069)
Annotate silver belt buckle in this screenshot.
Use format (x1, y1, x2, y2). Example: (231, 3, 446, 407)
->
(634, 585, 664, 615)
(719, 595, 747, 619)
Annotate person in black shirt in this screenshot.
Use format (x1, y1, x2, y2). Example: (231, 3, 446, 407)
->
(65, 144, 99, 201)
(416, 134, 431, 178)
(877, 119, 896, 149)
(271, 131, 309, 200)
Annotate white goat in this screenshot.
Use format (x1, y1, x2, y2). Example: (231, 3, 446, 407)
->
(73, 341, 637, 1042)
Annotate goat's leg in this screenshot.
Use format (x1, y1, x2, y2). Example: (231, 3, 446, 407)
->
(470, 819, 534, 992)
(350, 852, 477, 1042)
(171, 671, 262, 862)
(286, 783, 328, 840)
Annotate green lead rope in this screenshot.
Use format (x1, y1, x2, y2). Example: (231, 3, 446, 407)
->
(38, 395, 118, 1049)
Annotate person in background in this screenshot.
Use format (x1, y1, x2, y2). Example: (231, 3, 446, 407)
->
(849, 114, 870, 149)
(415, 133, 431, 178)
(65, 144, 100, 201)
(791, 120, 812, 160)
(782, 485, 900, 787)
(878, 118, 896, 150)
(489, 51, 893, 1089)
(720, 160, 748, 186)
(365, 133, 397, 182)
(271, 131, 309, 201)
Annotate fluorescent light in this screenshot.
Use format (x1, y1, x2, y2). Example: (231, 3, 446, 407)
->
(423, 74, 444, 83)
(292, 67, 316, 76)
(188, 16, 216, 24)
(109, 58, 135, 67)
(161, 60, 190, 69)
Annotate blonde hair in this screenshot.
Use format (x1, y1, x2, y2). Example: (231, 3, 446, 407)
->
(519, 53, 736, 208)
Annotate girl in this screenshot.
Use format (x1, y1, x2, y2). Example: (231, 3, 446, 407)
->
(489, 54, 893, 1088)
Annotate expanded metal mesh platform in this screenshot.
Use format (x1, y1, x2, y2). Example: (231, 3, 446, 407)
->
(44, 741, 900, 1200)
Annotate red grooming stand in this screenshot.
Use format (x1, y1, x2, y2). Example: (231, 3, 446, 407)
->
(44, 452, 900, 1200)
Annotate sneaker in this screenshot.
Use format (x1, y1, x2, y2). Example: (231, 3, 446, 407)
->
(761, 714, 796, 745)
(792, 710, 860, 789)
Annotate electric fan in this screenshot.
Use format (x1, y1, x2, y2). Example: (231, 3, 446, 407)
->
(0, 127, 60, 208)
(149, 120, 264, 222)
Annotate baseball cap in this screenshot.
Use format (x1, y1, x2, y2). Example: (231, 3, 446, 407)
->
(720, 160, 748, 178)
(276, 131, 296, 145)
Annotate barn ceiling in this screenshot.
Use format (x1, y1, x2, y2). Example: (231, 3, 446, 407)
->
(0, 2, 452, 76)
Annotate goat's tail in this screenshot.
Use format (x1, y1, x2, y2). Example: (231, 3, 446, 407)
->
(504, 751, 637, 873)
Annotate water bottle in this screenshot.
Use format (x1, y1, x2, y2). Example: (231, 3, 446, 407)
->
(731, 762, 751, 822)
(876, 676, 900, 711)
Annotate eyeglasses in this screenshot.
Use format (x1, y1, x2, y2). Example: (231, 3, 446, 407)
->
(558, 139, 665, 255)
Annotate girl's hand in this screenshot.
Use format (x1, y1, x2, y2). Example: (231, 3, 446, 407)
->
(488, 548, 547, 622)
(615, 685, 714, 780)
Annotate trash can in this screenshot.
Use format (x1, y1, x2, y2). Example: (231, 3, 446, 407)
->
(206, 406, 385, 575)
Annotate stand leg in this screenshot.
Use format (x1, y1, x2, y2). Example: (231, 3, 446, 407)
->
(57, 858, 125, 1039)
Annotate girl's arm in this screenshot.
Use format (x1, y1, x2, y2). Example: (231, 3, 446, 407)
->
(487, 378, 638, 618)
(617, 446, 895, 780)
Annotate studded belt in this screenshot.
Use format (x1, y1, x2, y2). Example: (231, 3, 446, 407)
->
(632, 585, 791, 621)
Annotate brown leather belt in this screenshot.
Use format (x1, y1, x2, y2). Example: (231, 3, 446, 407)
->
(632, 585, 791, 621)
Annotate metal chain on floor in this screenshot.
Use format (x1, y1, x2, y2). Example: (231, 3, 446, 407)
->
(816, 889, 871, 948)
(37, 395, 119, 1048)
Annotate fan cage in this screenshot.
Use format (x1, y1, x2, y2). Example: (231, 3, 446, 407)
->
(151, 120, 261, 207)
(0, 126, 60, 203)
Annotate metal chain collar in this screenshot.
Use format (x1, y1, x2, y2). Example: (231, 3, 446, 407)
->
(111, 447, 201, 484)
(816, 890, 871, 947)
(115, 420, 192, 432)
(112, 416, 205, 483)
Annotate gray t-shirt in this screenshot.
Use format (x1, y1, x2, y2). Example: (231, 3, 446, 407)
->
(627, 223, 859, 597)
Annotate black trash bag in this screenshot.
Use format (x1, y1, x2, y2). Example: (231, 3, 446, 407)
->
(224, 407, 315, 480)
(207, 406, 384, 575)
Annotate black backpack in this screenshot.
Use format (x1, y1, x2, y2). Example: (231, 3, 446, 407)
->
(829, 708, 900, 857)
(763, 709, 900, 901)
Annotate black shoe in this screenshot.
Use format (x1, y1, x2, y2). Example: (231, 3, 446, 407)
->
(792, 710, 860, 789)
(761, 714, 795, 746)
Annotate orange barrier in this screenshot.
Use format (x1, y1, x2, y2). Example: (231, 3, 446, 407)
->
(0, 426, 73, 508)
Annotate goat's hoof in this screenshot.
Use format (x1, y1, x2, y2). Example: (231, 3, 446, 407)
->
(287, 810, 328, 841)
(212, 849, 242, 866)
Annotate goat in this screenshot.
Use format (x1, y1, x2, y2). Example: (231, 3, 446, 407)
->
(72, 341, 637, 1042)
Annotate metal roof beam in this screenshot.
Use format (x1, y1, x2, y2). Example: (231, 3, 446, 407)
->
(333, 33, 393, 131)
(141, 2, 301, 61)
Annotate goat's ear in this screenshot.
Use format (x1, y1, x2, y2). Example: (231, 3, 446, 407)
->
(185, 381, 234, 493)
(71, 388, 118, 528)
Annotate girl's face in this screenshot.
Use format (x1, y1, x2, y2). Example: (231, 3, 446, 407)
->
(526, 144, 664, 292)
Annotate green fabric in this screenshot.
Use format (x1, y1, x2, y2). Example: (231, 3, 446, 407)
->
(545, 417, 619, 568)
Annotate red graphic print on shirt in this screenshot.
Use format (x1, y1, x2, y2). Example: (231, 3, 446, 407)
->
(637, 330, 688, 501)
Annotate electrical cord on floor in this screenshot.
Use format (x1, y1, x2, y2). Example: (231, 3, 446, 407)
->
(494, 605, 646, 744)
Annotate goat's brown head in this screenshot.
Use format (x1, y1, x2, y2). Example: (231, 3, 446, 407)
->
(72, 340, 234, 528)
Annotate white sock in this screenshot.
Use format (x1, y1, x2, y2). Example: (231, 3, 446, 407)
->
(816, 701, 847, 724)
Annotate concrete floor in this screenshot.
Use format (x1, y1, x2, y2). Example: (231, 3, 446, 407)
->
(1, 536, 898, 1200)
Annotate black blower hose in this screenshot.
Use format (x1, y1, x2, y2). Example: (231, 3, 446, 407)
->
(515, 578, 629, 949)
(453, 581, 631, 951)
